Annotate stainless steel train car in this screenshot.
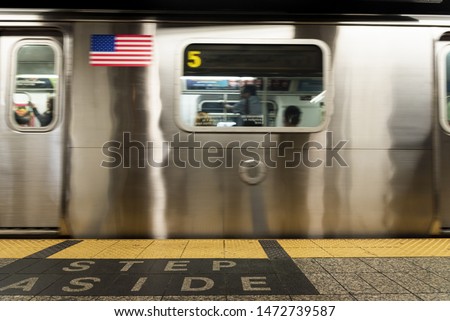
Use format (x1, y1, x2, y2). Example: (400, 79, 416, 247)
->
(1, 2, 450, 238)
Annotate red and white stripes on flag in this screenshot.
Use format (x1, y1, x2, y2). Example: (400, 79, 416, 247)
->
(90, 34, 153, 67)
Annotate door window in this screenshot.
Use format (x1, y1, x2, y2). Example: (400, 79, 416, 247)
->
(11, 40, 61, 130)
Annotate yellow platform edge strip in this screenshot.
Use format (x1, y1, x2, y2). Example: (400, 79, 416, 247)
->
(0, 238, 448, 259)
(0, 240, 67, 258)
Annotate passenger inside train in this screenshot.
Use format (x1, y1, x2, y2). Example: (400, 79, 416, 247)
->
(224, 84, 263, 126)
(283, 105, 302, 127)
(31, 95, 54, 127)
(13, 101, 34, 126)
(13, 92, 55, 128)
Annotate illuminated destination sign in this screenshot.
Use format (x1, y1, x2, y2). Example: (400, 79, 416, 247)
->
(184, 44, 323, 77)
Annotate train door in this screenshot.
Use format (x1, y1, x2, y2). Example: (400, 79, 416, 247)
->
(436, 34, 450, 233)
(0, 29, 64, 234)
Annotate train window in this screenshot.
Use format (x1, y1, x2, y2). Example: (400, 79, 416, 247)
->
(177, 40, 330, 132)
(10, 40, 62, 131)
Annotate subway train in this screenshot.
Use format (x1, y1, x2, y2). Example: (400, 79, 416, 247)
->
(2, 2, 450, 239)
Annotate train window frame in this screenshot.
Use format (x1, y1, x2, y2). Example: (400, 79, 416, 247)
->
(438, 43, 450, 134)
(174, 39, 331, 133)
(8, 38, 62, 132)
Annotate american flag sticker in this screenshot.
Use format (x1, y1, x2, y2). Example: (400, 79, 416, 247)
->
(89, 34, 153, 67)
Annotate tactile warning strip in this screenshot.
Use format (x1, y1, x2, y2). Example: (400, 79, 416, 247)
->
(1, 238, 449, 260)
(279, 238, 450, 257)
(24, 240, 82, 258)
(49, 239, 268, 259)
(0, 240, 67, 258)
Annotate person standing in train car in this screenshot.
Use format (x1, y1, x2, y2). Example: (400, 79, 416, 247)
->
(31, 96, 54, 127)
(283, 105, 302, 127)
(233, 84, 262, 115)
(14, 104, 34, 126)
(225, 84, 263, 126)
